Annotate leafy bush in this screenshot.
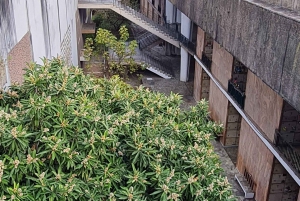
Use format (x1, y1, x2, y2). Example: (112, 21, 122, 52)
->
(0, 58, 235, 200)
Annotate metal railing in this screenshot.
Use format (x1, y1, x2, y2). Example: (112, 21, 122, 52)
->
(244, 169, 256, 191)
(228, 80, 246, 109)
(140, 51, 174, 77)
(112, 0, 196, 57)
(79, 0, 196, 52)
(137, 33, 161, 50)
(201, 53, 212, 71)
(275, 130, 300, 173)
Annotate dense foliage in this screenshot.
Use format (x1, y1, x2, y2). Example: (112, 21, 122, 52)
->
(92, 10, 131, 34)
(0, 58, 235, 200)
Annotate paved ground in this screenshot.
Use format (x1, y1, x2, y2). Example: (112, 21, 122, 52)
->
(132, 47, 255, 201)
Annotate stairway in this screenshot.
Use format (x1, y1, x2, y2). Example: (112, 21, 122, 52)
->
(131, 26, 172, 78)
(136, 32, 162, 50)
(132, 49, 174, 79)
(142, 51, 174, 79)
(78, 0, 180, 48)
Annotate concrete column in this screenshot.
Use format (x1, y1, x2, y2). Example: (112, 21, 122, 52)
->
(180, 48, 189, 81)
(180, 13, 191, 82)
(176, 9, 181, 23)
(165, 0, 174, 23)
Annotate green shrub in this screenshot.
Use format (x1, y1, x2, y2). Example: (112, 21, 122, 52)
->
(0, 58, 235, 200)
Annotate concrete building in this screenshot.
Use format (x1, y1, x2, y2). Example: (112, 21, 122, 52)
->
(2, 0, 300, 200)
(0, 0, 80, 88)
(162, 0, 300, 200)
(88, 0, 300, 200)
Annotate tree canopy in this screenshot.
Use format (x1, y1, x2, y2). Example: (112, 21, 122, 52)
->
(0, 58, 235, 200)
(84, 26, 142, 79)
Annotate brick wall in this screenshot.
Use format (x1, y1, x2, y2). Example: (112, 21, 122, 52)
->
(61, 26, 72, 66)
(244, 71, 283, 141)
(8, 32, 32, 84)
(237, 119, 274, 201)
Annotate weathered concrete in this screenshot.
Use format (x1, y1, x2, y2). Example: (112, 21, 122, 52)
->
(261, 0, 300, 12)
(169, 0, 300, 113)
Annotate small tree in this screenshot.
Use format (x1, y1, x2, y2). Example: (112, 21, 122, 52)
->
(84, 26, 142, 79)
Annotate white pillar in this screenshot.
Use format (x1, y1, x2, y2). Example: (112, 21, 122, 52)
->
(180, 48, 189, 81)
(180, 13, 191, 82)
(176, 9, 181, 23)
(165, 0, 174, 23)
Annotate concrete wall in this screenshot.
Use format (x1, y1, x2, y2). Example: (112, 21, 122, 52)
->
(27, 0, 47, 63)
(263, 0, 300, 11)
(0, 0, 79, 88)
(165, 0, 175, 23)
(168, 0, 300, 113)
(237, 119, 274, 201)
(244, 71, 283, 142)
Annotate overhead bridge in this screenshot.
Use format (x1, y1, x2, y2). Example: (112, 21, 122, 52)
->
(78, 0, 180, 48)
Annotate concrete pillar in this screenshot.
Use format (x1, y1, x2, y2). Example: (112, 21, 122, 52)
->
(165, 0, 174, 23)
(180, 48, 189, 81)
(176, 9, 181, 23)
(180, 13, 191, 82)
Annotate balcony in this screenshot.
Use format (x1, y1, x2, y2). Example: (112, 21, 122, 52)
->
(228, 80, 246, 109)
(275, 130, 300, 173)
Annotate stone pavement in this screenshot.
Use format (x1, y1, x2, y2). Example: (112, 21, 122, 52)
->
(137, 49, 255, 201)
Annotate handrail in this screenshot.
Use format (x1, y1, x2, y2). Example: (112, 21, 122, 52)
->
(137, 33, 161, 50)
(201, 53, 212, 71)
(195, 55, 300, 185)
(113, 0, 195, 51)
(139, 51, 174, 77)
(228, 80, 246, 109)
(78, 0, 196, 51)
(275, 130, 300, 173)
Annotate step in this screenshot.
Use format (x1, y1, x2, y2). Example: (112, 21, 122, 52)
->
(235, 173, 255, 199)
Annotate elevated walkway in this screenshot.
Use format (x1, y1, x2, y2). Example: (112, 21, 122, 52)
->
(78, 0, 180, 48)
